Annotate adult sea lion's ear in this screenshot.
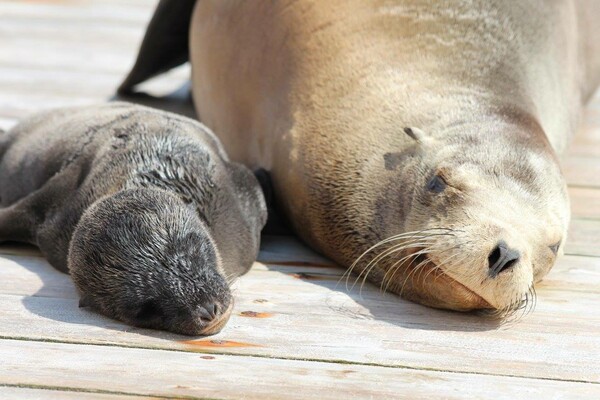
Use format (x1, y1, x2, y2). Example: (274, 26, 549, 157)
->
(403, 127, 428, 143)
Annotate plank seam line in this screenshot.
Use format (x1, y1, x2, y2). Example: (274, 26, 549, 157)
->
(568, 183, 600, 190)
(0, 336, 598, 385)
(570, 216, 600, 222)
(564, 251, 600, 259)
(0, 383, 220, 400)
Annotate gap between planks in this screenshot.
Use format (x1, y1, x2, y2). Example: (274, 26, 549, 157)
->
(0, 385, 172, 400)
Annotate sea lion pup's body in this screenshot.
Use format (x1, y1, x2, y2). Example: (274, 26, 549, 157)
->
(121, 1, 600, 314)
(0, 102, 266, 335)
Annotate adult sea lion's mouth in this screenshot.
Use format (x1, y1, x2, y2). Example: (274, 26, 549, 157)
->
(403, 253, 494, 311)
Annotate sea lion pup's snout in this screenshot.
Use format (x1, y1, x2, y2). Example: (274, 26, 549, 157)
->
(69, 188, 233, 336)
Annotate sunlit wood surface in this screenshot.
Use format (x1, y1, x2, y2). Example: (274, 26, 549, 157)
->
(0, 1, 599, 399)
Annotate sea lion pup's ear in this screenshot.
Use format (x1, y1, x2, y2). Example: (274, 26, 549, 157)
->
(403, 127, 429, 143)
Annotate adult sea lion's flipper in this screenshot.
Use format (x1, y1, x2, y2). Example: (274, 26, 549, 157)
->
(118, 0, 198, 94)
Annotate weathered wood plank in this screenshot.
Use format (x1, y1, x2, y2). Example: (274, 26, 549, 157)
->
(569, 187, 600, 219)
(0, 386, 159, 400)
(0, 117, 16, 131)
(564, 156, 600, 188)
(567, 219, 600, 257)
(0, 1, 156, 25)
(0, 239, 598, 383)
(1, 339, 598, 400)
(0, 66, 185, 97)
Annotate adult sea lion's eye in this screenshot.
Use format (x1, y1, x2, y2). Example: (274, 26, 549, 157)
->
(427, 174, 447, 193)
(549, 240, 561, 255)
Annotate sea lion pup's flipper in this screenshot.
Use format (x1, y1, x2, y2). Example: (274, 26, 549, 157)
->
(0, 194, 37, 244)
(118, 0, 198, 94)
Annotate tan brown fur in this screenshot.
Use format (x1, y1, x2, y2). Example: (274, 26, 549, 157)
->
(121, 0, 600, 312)
(187, 0, 600, 312)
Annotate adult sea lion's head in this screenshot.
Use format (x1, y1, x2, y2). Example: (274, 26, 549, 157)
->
(69, 188, 233, 335)
(352, 117, 569, 315)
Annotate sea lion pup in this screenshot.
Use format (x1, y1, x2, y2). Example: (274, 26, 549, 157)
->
(0, 102, 267, 335)
(120, 1, 600, 315)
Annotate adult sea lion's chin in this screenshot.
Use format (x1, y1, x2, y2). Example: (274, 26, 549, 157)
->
(387, 256, 493, 312)
(367, 251, 538, 314)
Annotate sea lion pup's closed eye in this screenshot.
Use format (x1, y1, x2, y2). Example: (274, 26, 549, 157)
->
(0, 102, 267, 335)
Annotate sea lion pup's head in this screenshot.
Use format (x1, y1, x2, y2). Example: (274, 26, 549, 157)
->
(69, 188, 232, 336)
(354, 118, 570, 315)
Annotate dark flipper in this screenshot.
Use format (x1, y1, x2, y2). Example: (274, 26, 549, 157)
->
(0, 198, 37, 244)
(118, 0, 198, 94)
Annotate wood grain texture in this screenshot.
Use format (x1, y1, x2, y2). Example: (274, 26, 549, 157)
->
(0, 242, 598, 383)
(0, 0, 599, 398)
(0, 386, 160, 400)
(1, 339, 599, 400)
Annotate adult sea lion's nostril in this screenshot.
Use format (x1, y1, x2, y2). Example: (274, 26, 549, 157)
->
(488, 241, 521, 278)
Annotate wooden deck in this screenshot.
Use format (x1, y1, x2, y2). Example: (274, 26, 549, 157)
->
(0, 1, 599, 399)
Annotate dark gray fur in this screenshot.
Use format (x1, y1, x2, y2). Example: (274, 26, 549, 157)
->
(0, 102, 267, 335)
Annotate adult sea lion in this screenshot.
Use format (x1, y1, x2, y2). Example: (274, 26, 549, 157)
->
(120, 1, 600, 315)
(0, 102, 266, 335)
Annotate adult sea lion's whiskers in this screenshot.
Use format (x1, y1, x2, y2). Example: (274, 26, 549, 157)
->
(342, 230, 441, 290)
(378, 246, 435, 294)
(380, 240, 457, 294)
(353, 230, 456, 293)
(356, 241, 436, 296)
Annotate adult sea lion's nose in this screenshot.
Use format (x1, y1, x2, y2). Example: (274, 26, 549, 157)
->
(488, 240, 520, 278)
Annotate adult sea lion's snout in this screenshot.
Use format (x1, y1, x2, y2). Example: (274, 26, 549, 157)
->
(350, 122, 570, 315)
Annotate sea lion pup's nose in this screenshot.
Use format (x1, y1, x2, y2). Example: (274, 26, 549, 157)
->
(488, 240, 520, 278)
(197, 302, 220, 322)
(196, 301, 234, 336)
